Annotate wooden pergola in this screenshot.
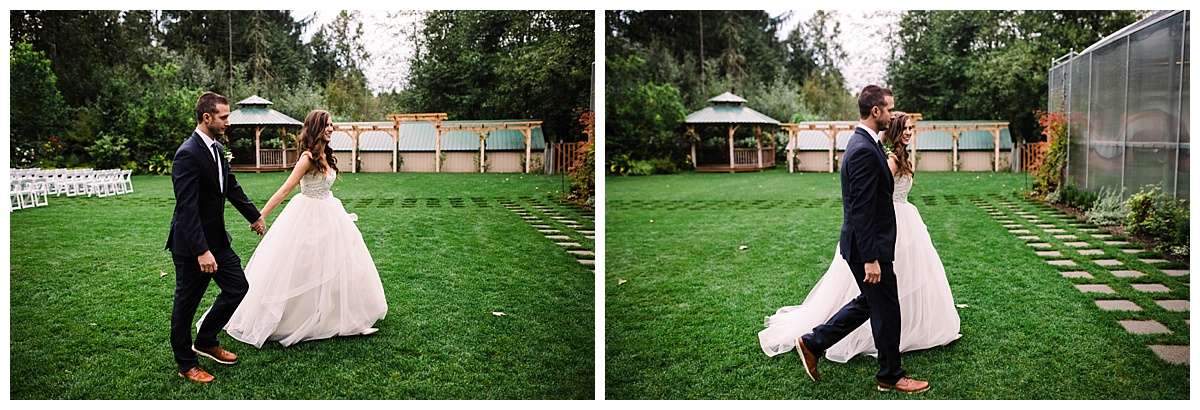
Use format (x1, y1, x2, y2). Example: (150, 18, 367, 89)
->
(684, 92, 780, 172)
(783, 115, 1010, 173)
(387, 113, 448, 173)
(437, 120, 544, 173)
(227, 95, 303, 172)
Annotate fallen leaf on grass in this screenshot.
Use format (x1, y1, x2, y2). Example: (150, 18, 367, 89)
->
(739, 246, 748, 250)
(956, 304, 970, 308)
(492, 312, 506, 316)
(159, 271, 168, 277)
(618, 279, 627, 285)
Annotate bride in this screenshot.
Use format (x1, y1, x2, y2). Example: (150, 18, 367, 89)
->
(759, 112, 960, 362)
(202, 109, 388, 347)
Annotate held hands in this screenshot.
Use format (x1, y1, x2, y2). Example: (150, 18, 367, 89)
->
(864, 260, 881, 284)
(250, 217, 266, 235)
(198, 251, 218, 274)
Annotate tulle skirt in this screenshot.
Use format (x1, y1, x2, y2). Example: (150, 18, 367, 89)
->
(758, 201, 960, 361)
(209, 193, 388, 348)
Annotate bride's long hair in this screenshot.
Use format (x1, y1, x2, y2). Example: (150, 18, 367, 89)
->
(883, 112, 914, 177)
(297, 109, 338, 175)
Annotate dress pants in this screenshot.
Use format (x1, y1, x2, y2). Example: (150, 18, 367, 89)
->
(170, 246, 248, 371)
(802, 259, 905, 384)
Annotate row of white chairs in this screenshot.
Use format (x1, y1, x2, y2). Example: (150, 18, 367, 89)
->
(10, 168, 135, 211)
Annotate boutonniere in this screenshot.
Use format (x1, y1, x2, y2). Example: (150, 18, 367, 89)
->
(882, 141, 895, 156)
(223, 150, 234, 163)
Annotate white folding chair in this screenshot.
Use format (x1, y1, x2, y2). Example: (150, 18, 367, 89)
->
(10, 180, 24, 211)
(121, 169, 134, 194)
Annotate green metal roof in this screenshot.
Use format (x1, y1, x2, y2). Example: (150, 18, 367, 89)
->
(329, 121, 546, 152)
(228, 107, 303, 127)
(685, 92, 780, 125)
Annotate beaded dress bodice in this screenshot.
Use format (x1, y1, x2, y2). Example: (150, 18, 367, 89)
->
(300, 170, 335, 199)
(892, 174, 912, 204)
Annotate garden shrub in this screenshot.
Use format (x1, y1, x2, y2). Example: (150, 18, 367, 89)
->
(1060, 184, 1098, 212)
(1033, 111, 1068, 195)
(648, 157, 677, 174)
(628, 160, 655, 176)
(1126, 184, 1189, 256)
(1085, 185, 1127, 226)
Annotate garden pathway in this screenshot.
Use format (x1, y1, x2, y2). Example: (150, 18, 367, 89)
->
(976, 195, 1189, 365)
(501, 196, 595, 269)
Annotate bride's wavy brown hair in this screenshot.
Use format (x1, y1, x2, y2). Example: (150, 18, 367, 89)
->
(297, 109, 338, 175)
(883, 112, 914, 177)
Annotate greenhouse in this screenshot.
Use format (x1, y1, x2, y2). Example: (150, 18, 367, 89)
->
(1048, 10, 1189, 199)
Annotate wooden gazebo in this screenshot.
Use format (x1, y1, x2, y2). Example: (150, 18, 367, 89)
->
(227, 95, 303, 172)
(684, 92, 779, 172)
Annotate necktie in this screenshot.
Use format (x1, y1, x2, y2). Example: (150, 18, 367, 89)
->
(211, 142, 223, 193)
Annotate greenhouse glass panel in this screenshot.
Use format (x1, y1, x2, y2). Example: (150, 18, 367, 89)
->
(1087, 38, 1128, 192)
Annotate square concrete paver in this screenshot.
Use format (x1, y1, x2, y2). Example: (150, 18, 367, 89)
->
(1075, 284, 1115, 293)
(1123, 249, 1143, 254)
(1094, 259, 1123, 266)
(1104, 241, 1130, 246)
(1036, 224, 1056, 228)
(1027, 242, 1052, 248)
(577, 259, 595, 265)
(555, 242, 581, 247)
(1154, 300, 1189, 312)
(538, 229, 560, 234)
(1036, 250, 1062, 257)
(1160, 269, 1189, 277)
(1091, 234, 1113, 239)
(1063, 242, 1090, 247)
(1061, 271, 1093, 278)
(1078, 249, 1104, 255)
(1096, 300, 1142, 311)
(1003, 225, 1021, 229)
(567, 250, 595, 256)
(1148, 345, 1189, 364)
(1110, 270, 1145, 278)
(1009, 229, 1031, 234)
(1118, 320, 1172, 334)
(1018, 236, 1040, 240)
(1054, 234, 1078, 239)
(545, 235, 570, 240)
(1049, 260, 1077, 266)
(1044, 228, 1067, 233)
(1132, 283, 1171, 293)
(1140, 259, 1168, 264)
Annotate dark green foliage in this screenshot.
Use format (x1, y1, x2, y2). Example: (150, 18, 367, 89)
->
(1059, 184, 1099, 212)
(1126, 184, 1189, 256)
(403, 10, 594, 142)
(888, 10, 1145, 143)
(9, 41, 69, 166)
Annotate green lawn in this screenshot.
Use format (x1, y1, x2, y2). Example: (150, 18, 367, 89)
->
(9, 171, 594, 399)
(604, 169, 1189, 400)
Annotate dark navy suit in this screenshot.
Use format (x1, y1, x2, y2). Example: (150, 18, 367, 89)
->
(165, 131, 261, 372)
(802, 125, 905, 384)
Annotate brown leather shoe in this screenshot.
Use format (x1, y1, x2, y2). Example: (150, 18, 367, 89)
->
(192, 345, 238, 365)
(178, 366, 214, 384)
(877, 376, 930, 393)
(796, 336, 820, 381)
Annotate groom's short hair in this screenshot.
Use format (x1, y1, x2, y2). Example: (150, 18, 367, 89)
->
(858, 85, 893, 119)
(195, 92, 229, 123)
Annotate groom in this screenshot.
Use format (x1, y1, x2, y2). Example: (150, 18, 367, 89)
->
(166, 91, 265, 383)
(795, 85, 929, 393)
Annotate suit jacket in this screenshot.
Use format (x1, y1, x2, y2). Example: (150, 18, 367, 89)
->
(165, 131, 261, 257)
(838, 126, 897, 264)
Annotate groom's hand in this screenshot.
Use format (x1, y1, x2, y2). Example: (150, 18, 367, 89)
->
(198, 251, 218, 274)
(250, 217, 265, 235)
(864, 261, 881, 284)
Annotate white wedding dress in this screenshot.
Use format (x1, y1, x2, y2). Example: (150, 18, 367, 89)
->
(758, 174, 961, 361)
(204, 169, 388, 347)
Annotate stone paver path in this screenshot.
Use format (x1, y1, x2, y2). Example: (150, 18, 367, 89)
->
(504, 198, 595, 269)
(982, 195, 1189, 363)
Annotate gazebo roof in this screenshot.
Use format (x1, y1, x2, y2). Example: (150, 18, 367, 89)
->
(685, 92, 779, 125)
(228, 95, 302, 126)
